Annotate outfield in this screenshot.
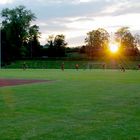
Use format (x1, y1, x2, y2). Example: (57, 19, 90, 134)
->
(0, 69, 140, 140)
(4, 60, 140, 69)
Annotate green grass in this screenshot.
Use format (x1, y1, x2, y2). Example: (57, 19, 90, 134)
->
(0, 69, 140, 140)
(3, 60, 140, 69)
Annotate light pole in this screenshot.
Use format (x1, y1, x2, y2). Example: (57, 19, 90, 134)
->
(0, 23, 1, 69)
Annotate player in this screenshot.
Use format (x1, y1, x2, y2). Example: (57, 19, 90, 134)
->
(102, 63, 106, 70)
(75, 64, 79, 70)
(138, 64, 140, 70)
(61, 62, 64, 71)
(22, 61, 27, 70)
(119, 64, 125, 72)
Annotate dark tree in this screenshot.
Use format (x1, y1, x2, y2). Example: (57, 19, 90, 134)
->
(115, 27, 139, 56)
(54, 34, 67, 57)
(46, 34, 67, 57)
(28, 25, 41, 57)
(1, 5, 36, 64)
(85, 28, 109, 57)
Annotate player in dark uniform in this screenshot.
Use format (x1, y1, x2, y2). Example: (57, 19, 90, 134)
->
(61, 62, 64, 71)
(23, 62, 27, 70)
(138, 64, 140, 70)
(120, 64, 125, 72)
(75, 64, 79, 70)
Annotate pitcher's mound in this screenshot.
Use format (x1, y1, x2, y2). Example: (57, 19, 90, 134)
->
(0, 79, 53, 87)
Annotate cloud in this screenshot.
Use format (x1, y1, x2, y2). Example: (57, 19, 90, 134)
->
(67, 36, 86, 47)
(101, 0, 140, 16)
(37, 12, 140, 46)
(36, 0, 96, 5)
(0, 0, 15, 5)
(0, 0, 140, 46)
(72, 0, 95, 4)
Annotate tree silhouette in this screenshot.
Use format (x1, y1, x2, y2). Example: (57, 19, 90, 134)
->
(1, 5, 36, 63)
(85, 28, 109, 57)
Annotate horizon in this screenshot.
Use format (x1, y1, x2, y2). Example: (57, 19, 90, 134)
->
(0, 0, 140, 47)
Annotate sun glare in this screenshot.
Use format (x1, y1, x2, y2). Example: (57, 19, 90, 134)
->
(109, 43, 119, 53)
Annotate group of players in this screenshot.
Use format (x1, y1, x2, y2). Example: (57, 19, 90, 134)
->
(61, 63, 140, 72)
(61, 63, 79, 71)
(61, 63, 127, 72)
(22, 61, 140, 72)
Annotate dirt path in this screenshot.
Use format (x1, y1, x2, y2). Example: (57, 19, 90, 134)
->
(0, 79, 52, 87)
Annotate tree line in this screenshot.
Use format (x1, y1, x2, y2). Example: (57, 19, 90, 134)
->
(84, 27, 140, 58)
(1, 5, 140, 65)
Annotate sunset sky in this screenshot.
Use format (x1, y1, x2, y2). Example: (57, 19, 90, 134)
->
(0, 0, 140, 47)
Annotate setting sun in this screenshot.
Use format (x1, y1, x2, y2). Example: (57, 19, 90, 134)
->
(109, 43, 119, 53)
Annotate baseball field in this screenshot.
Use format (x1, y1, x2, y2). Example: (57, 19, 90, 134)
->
(0, 69, 139, 140)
